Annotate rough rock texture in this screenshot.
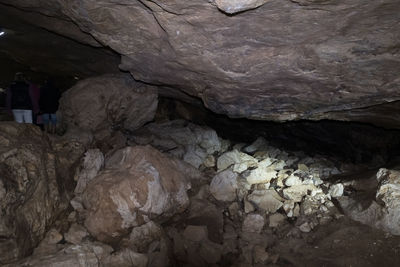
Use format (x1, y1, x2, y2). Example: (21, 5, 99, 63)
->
(339, 168, 400, 235)
(0, 123, 73, 264)
(81, 145, 191, 244)
(2, 0, 399, 126)
(59, 74, 158, 134)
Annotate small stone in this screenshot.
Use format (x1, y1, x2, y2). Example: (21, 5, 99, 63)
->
(183, 225, 208, 242)
(233, 143, 246, 151)
(283, 184, 317, 202)
(269, 213, 286, 228)
(247, 189, 284, 213)
(217, 150, 257, 172)
(64, 223, 88, 245)
(329, 183, 344, 198)
(253, 245, 269, 264)
(285, 175, 302, 187)
(199, 240, 223, 264)
(298, 164, 309, 172)
(245, 158, 277, 185)
(244, 200, 255, 213)
(283, 200, 295, 217)
(210, 169, 238, 202)
(203, 155, 215, 168)
(243, 137, 268, 153)
(298, 222, 312, 233)
(229, 202, 240, 217)
(242, 214, 265, 233)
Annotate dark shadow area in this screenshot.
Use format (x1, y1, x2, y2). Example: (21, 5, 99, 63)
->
(156, 97, 400, 165)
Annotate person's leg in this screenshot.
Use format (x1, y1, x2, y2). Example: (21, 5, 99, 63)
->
(12, 109, 23, 123)
(23, 110, 33, 124)
(42, 113, 50, 132)
(50, 114, 57, 134)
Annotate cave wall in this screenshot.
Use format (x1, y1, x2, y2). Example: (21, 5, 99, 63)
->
(0, 0, 399, 126)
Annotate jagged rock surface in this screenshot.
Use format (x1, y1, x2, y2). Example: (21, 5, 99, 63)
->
(1, 0, 399, 126)
(80, 145, 192, 243)
(0, 123, 81, 264)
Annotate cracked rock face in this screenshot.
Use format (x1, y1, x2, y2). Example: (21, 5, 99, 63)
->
(1, 0, 400, 126)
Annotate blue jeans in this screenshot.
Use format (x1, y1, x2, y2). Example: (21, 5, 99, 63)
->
(42, 113, 57, 125)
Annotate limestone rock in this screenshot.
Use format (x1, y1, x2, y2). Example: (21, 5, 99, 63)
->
(243, 137, 268, 154)
(0, 123, 71, 263)
(81, 146, 191, 243)
(59, 74, 158, 134)
(215, 0, 269, 14)
(242, 214, 265, 233)
(217, 149, 257, 173)
(247, 189, 284, 213)
(210, 169, 238, 202)
(283, 184, 318, 202)
(329, 183, 344, 198)
(245, 158, 277, 185)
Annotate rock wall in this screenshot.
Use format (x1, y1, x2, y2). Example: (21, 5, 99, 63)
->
(0, 123, 84, 264)
(1, 0, 399, 125)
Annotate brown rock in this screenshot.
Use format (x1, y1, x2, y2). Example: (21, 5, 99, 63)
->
(0, 123, 72, 263)
(82, 145, 191, 244)
(59, 74, 158, 134)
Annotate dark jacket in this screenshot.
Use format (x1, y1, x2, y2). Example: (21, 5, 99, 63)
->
(39, 82, 61, 114)
(6, 81, 34, 110)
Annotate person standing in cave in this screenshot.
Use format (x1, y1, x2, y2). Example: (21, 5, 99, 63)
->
(6, 72, 35, 123)
(39, 78, 61, 134)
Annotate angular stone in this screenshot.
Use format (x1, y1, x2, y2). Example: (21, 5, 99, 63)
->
(329, 183, 344, 198)
(217, 149, 257, 173)
(245, 158, 276, 185)
(210, 169, 238, 202)
(242, 214, 265, 233)
(243, 137, 268, 154)
(247, 189, 283, 213)
(269, 213, 286, 228)
(282, 184, 318, 202)
(64, 223, 88, 245)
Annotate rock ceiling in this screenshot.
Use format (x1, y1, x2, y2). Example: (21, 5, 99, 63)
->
(0, 0, 399, 127)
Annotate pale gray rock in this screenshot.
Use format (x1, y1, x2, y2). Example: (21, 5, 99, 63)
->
(329, 183, 344, 198)
(210, 169, 238, 202)
(242, 214, 265, 233)
(243, 137, 268, 154)
(245, 158, 276, 185)
(247, 189, 284, 213)
(282, 184, 318, 202)
(214, 0, 270, 14)
(217, 149, 258, 173)
(183, 145, 207, 169)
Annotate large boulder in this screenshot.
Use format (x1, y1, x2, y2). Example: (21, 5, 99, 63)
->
(59, 74, 158, 134)
(0, 123, 74, 264)
(81, 145, 191, 244)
